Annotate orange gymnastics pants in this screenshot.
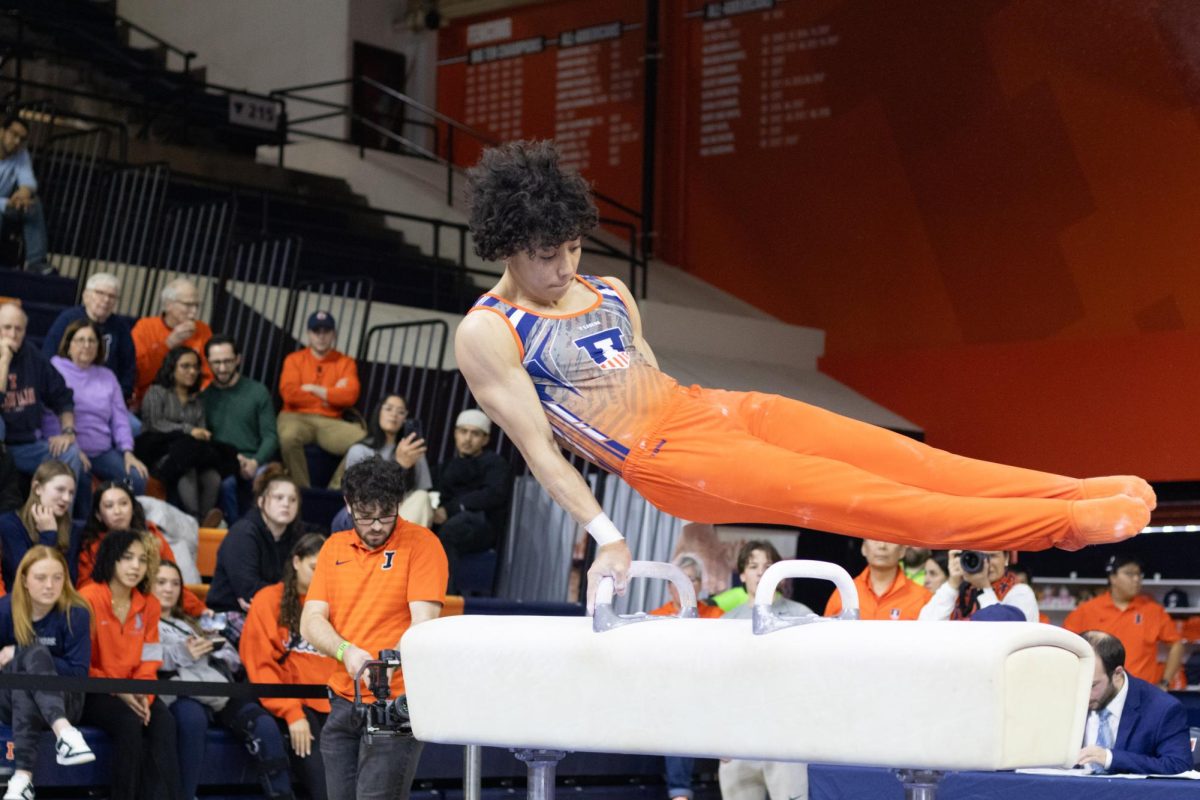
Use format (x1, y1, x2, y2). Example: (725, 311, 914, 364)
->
(620, 386, 1145, 552)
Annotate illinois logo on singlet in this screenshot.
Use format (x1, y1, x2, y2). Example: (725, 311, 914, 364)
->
(573, 327, 630, 370)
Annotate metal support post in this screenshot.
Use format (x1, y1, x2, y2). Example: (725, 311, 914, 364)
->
(895, 768, 945, 800)
(513, 748, 566, 800)
(464, 744, 482, 800)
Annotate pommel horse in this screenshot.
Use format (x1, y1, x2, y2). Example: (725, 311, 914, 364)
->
(401, 560, 1093, 799)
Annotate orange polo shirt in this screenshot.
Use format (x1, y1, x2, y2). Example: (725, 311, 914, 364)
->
(78, 582, 162, 701)
(131, 315, 212, 406)
(240, 582, 335, 723)
(824, 567, 932, 620)
(278, 348, 360, 418)
(1064, 592, 1181, 682)
(306, 520, 447, 702)
(650, 600, 725, 618)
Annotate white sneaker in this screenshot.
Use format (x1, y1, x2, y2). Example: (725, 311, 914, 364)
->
(54, 727, 95, 766)
(3, 773, 33, 800)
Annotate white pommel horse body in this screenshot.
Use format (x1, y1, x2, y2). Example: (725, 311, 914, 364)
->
(401, 560, 1094, 800)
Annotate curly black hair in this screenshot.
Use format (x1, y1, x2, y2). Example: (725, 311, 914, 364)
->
(466, 140, 599, 261)
(342, 456, 407, 515)
(92, 529, 153, 594)
(154, 345, 202, 393)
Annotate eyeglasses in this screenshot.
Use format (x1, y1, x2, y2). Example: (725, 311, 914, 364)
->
(351, 513, 398, 528)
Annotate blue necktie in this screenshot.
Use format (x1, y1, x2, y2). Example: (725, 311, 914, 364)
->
(1096, 708, 1114, 750)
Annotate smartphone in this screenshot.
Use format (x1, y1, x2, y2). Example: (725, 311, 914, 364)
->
(402, 418, 424, 440)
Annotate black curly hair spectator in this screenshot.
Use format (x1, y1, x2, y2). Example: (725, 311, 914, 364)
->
(466, 140, 599, 261)
(91, 529, 155, 594)
(342, 456, 408, 515)
(154, 345, 202, 393)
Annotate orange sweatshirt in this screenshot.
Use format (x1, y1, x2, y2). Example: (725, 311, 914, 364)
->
(239, 582, 334, 723)
(131, 315, 212, 407)
(77, 524, 205, 618)
(278, 348, 360, 418)
(79, 581, 162, 702)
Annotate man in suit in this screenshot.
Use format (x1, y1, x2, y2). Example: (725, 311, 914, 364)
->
(1076, 630, 1192, 774)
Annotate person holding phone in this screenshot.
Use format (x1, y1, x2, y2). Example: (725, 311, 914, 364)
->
(342, 394, 433, 526)
(152, 559, 294, 800)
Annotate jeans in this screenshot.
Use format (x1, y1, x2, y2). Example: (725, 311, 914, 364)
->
(0, 645, 83, 772)
(3, 200, 48, 269)
(86, 446, 147, 502)
(170, 697, 209, 800)
(665, 756, 695, 799)
(320, 696, 423, 800)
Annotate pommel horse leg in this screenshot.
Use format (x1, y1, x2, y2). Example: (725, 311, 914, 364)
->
(513, 749, 566, 800)
(896, 769, 944, 799)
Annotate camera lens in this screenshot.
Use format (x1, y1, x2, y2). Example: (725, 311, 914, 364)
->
(960, 551, 986, 575)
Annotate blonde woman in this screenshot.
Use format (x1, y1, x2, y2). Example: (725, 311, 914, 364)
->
(0, 459, 80, 590)
(0, 546, 95, 800)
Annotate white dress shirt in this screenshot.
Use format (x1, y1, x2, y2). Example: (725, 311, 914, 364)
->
(917, 581, 1039, 622)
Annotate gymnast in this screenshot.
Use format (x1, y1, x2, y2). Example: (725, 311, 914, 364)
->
(454, 140, 1154, 610)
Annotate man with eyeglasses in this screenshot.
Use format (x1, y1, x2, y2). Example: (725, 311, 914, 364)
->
(0, 114, 49, 273)
(43, 272, 138, 404)
(301, 456, 447, 800)
(131, 277, 213, 408)
(1066, 555, 1185, 688)
(202, 335, 279, 520)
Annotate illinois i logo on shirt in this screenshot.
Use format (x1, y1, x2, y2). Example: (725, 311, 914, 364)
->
(574, 328, 630, 370)
(889, 608, 901, 620)
(382, 551, 396, 570)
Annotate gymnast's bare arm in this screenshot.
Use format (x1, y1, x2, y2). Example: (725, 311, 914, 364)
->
(455, 308, 633, 609)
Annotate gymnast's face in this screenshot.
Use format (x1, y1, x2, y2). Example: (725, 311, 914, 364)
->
(506, 239, 582, 302)
(739, 548, 774, 598)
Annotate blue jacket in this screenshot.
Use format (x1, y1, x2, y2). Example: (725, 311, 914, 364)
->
(1109, 675, 1193, 775)
(0, 344, 73, 444)
(42, 306, 138, 401)
(0, 512, 82, 590)
(0, 595, 90, 677)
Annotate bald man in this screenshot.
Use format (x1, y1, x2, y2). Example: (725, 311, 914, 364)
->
(0, 303, 85, 495)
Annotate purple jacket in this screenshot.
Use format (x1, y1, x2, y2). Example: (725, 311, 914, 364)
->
(44, 356, 133, 456)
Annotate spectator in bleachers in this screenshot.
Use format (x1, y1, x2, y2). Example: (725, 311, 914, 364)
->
(0, 303, 86, 504)
(719, 540, 813, 619)
(0, 114, 49, 274)
(207, 466, 304, 642)
(152, 559, 294, 800)
(47, 319, 148, 510)
(43, 272, 138, 404)
(240, 533, 333, 800)
(0, 545, 95, 800)
(0, 445, 19, 512)
(343, 393, 432, 526)
(0, 460, 80, 590)
(277, 311, 364, 489)
(431, 409, 511, 592)
(131, 278, 212, 409)
(78, 529, 181, 800)
(1065, 555, 1185, 688)
(923, 551, 949, 592)
(824, 539, 932, 620)
(77, 481, 206, 616)
(135, 346, 238, 526)
(918, 550, 1039, 622)
(201, 335, 279, 523)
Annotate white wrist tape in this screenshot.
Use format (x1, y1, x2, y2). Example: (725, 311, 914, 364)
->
(585, 513, 624, 546)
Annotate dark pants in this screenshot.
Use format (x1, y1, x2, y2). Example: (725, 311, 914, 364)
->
(275, 706, 329, 800)
(0, 645, 83, 771)
(134, 430, 239, 485)
(665, 756, 695, 799)
(436, 509, 495, 594)
(320, 696, 422, 800)
(81, 692, 180, 800)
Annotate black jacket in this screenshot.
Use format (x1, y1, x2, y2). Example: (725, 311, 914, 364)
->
(433, 450, 512, 531)
(206, 507, 300, 613)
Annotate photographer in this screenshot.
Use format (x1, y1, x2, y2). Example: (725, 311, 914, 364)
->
(300, 457, 448, 800)
(918, 549, 1039, 622)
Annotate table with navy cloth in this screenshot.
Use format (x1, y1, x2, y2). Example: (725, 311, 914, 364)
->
(807, 763, 1196, 799)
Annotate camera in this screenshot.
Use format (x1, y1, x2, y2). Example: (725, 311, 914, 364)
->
(958, 550, 988, 575)
(354, 650, 411, 743)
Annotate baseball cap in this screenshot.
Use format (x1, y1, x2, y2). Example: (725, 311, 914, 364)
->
(1164, 588, 1189, 610)
(455, 408, 491, 434)
(307, 311, 336, 331)
(970, 605, 1026, 622)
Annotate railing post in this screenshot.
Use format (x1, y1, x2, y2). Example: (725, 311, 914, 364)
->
(276, 103, 288, 168)
(446, 126, 455, 206)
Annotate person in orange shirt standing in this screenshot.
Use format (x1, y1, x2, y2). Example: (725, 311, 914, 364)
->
(276, 311, 365, 488)
(77, 529, 181, 800)
(300, 457, 447, 800)
(825, 539, 932, 620)
(131, 278, 212, 409)
(241, 533, 335, 800)
(1064, 556, 1185, 688)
